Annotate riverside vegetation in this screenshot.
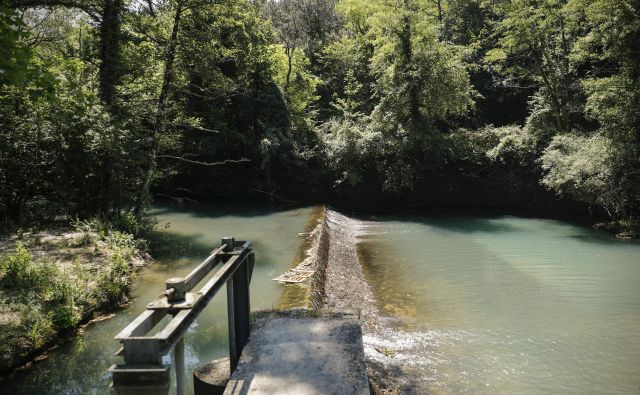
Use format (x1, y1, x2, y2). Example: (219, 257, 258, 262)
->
(0, 0, 639, 374)
(0, 216, 148, 373)
(0, 0, 638, 231)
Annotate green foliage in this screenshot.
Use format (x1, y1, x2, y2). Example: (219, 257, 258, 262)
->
(113, 212, 146, 237)
(0, 224, 143, 369)
(271, 45, 320, 119)
(0, 242, 33, 288)
(321, 113, 458, 192)
(1, 0, 639, 224)
(317, 35, 376, 119)
(0, 244, 81, 331)
(333, 0, 473, 134)
(540, 133, 616, 207)
(48, 278, 82, 330)
(68, 217, 139, 305)
(98, 248, 132, 307)
(471, 125, 539, 166)
(0, 7, 29, 86)
(485, 0, 584, 134)
(19, 304, 54, 349)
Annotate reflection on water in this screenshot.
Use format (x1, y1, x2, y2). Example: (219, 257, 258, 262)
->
(1, 204, 312, 394)
(359, 215, 640, 394)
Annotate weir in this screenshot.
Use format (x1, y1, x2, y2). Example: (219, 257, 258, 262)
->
(109, 229, 370, 395)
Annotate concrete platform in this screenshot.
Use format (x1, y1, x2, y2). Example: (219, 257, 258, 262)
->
(223, 310, 370, 395)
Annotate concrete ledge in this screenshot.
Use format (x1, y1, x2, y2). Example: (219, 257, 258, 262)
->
(224, 309, 370, 395)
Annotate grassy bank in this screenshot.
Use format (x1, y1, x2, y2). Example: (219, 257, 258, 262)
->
(0, 217, 149, 374)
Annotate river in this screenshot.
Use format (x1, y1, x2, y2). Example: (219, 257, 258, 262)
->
(3, 207, 640, 394)
(356, 213, 640, 394)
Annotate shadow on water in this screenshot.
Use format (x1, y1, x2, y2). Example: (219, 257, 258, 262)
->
(152, 202, 309, 220)
(373, 213, 521, 234)
(149, 230, 214, 260)
(352, 210, 640, 394)
(561, 233, 639, 246)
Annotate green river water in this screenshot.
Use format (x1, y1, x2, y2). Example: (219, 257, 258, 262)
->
(1, 205, 313, 394)
(2, 206, 640, 394)
(357, 214, 640, 394)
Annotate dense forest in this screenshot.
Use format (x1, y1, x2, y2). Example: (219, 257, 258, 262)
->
(1, 0, 639, 231)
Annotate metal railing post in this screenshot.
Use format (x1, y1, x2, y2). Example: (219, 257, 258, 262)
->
(226, 275, 238, 371)
(174, 338, 186, 395)
(226, 260, 250, 372)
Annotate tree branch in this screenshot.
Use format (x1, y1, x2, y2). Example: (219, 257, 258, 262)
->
(156, 155, 250, 166)
(10, 0, 101, 22)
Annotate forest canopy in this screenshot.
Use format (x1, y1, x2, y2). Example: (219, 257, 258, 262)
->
(1, 0, 639, 227)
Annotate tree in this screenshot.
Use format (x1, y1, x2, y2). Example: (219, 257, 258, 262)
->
(8, 0, 124, 108)
(0, 6, 32, 86)
(485, 0, 584, 134)
(339, 0, 473, 134)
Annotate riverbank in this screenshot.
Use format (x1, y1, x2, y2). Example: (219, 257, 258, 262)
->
(0, 221, 149, 375)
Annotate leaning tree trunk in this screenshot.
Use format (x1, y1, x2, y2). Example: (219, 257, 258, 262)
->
(134, 0, 183, 218)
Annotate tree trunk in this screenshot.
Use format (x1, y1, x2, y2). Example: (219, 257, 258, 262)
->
(134, 0, 183, 218)
(284, 45, 294, 94)
(99, 0, 123, 108)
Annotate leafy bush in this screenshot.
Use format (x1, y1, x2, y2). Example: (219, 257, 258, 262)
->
(97, 249, 132, 307)
(540, 133, 618, 210)
(70, 218, 105, 246)
(48, 276, 82, 331)
(465, 124, 545, 167)
(113, 212, 141, 237)
(0, 242, 33, 288)
(19, 304, 54, 349)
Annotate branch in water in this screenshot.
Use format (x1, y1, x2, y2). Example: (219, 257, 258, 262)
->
(251, 188, 296, 204)
(156, 155, 250, 166)
(153, 193, 199, 205)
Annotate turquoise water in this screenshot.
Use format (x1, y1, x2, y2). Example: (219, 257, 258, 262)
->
(1, 205, 311, 394)
(358, 215, 640, 394)
(5, 208, 640, 394)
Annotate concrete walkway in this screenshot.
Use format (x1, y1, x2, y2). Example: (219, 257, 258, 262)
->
(223, 310, 370, 395)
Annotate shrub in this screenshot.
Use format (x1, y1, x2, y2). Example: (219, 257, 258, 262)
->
(20, 304, 54, 348)
(540, 133, 619, 211)
(48, 278, 81, 331)
(97, 249, 132, 307)
(0, 242, 32, 288)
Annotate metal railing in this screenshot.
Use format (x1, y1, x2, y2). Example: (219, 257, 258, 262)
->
(109, 237, 254, 395)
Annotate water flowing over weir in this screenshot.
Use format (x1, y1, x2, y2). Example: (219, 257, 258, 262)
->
(320, 210, 382, 331)
(304, 208, 640, 394)
(300, 208, 418, 392)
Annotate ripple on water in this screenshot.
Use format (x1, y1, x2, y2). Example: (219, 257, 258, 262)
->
(349, 211, 640, 394)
